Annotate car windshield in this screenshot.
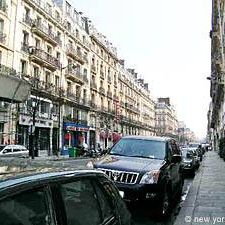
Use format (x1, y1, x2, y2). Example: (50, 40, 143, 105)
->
(110, 138, 166, 160)
(182, 149, 192, 159)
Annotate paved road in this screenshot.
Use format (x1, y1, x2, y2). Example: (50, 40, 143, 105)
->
(129, 177, 194, 225)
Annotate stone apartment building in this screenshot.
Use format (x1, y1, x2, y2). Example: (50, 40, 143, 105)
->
(0, 0, 156, 155)
(208, 0, 225, 150)
(155, 97, 178, 138)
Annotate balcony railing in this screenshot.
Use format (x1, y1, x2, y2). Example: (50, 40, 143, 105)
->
(0, 32, 6, 45)
(0, 0, 7, 13)
(99, 87, 105, 95)
(23, 15, 33, 27)
(32, 21, 61, 46)
(66, 44, 84, 64)
(90, 102, 97, 109)
(29, 47, 60, 70)
(65, 68, 84, 84)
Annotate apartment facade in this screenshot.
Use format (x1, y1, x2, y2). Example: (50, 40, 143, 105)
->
(155, 98, 178, 138)
(208, 0, 225, 150)
(0, 0, 156, 155)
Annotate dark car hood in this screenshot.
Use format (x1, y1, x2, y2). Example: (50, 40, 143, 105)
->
(94, 155, 165, 173)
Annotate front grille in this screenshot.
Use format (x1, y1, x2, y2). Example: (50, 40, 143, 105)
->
(100, 169, 139, 184)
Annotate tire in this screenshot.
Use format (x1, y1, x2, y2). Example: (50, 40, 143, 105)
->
(157, 190, 171, 219)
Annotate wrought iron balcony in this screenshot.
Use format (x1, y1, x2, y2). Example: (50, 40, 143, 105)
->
(0, 0, 7, 13)
(0, 32, 6, 45)
(66, 91, 77, 101)
(99, 87, 106, 95)
(32, 21, 60, 46)
(23, 15, 33, 27)
(29, 47, 60, 71)
(66, 44, 84, 64)
(65, 68, 84, 85)
(90, 102, 97, 109)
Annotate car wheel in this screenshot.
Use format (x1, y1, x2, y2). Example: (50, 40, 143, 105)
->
(157, 190, 170, 218)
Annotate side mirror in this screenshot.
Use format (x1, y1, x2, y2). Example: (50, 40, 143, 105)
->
(171, 154, 182, 163)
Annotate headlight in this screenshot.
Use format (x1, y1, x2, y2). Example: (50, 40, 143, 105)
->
(140, 170, 160, 184)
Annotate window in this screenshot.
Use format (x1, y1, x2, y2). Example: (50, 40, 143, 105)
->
(56, 52, 60, 60)
(60, 179, 101, 225)
(40, 101, 50, 114)
(21, 60, 27, 74)
(35, 38, 40, 48)
(0, 19, 4, 33)
(45, 71, 51, 83)
(33, 66, 39, 78)
(76, 29, 79, 39)
(0, 188, 52, 225)
(55, 76, 59, 87)
(22, 31, 29, 44)
(24, 7, 30, 18)
(47, 46, 52, 54)
(3, 148, 12, 153)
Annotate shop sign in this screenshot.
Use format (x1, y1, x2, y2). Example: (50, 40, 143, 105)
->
(64, 122, 89, 132)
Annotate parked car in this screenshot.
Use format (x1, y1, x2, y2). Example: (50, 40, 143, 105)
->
(0, 145, 29, 157)
(94, 136, 184, 217)
(187, 148, 200, 168)
(181, 148, 196, 176)
(0, 167, 132, 225)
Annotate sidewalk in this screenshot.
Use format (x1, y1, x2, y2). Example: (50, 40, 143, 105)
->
(174, 151, 225, 225)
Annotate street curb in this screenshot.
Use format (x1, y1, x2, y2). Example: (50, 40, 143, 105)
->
(173, 159, 204, 225)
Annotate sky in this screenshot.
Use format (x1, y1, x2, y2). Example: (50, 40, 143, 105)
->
(73, 0, 211, 139)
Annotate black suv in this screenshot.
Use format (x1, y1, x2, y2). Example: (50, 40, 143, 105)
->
(0, 167, 132, 225)
(94, 136, 183, 216)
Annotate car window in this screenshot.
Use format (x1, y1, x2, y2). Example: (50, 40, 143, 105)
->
(60, 179, 101, 225)
(13, 148, 22, 152)
(94, 181, 115, 222)
(3, 148, 12, 153)
(0, 188, 53, 225)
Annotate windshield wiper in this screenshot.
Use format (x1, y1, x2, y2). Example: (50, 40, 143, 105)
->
(109, 153, 127, 156)
(129, 155, 163, 160)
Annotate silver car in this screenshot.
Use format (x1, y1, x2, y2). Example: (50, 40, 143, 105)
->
(0, 145, 29, 157)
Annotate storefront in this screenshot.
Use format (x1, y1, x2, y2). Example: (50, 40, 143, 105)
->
(63, 122, 90, 148)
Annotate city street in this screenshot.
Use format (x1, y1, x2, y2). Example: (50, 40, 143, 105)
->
(129, 178, 194, 225)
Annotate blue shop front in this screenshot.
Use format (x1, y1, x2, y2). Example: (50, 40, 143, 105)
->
(63, 122, 90, 149)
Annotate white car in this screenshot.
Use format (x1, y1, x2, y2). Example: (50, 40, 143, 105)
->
(0, 145, 29, 157)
